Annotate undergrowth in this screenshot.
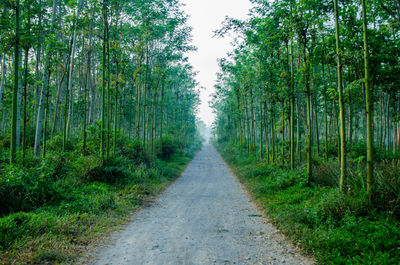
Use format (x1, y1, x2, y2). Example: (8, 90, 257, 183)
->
(217, 142, 400, 265)
(0, 134, 202, 265)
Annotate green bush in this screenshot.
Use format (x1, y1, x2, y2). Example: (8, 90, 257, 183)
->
(0, 164, 63, 215)
(87, 157, 131, 184)
(116, 137, 150, 165)
(312, 161, 339, 187)
(47, 135, 75, 152)
(317, 191, 371, 223)
(0, 134, 10, 149)
(217, 142, 400, 265)
(156, 136, 180, 160)
(0, 127, 203, 263)
(374, 160, 400, 217)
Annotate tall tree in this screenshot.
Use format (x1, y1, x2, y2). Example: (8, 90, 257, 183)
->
(10, 0, 21, 163)
(362, 0, 374, 197)
(333, 0, 346, 191)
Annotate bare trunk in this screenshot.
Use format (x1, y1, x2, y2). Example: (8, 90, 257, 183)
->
(0, 54, 6, 109)
(34, 0, 58, 156)
(65, 0, 85, 137)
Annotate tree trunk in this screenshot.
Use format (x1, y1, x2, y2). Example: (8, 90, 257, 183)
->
(10, 0, 21, 163)
(290, 38, 295, 169)
(0, 54, 6, 110)
(100, 0, 108, 160)
(23, 46, 29, 159)
(34, 0, 58, 156)
(334, 0, 346, 191)
(65, 0, 85, 138)
(16, 50, 23, 149)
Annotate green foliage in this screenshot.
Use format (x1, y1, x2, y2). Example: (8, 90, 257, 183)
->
(47, 135, 75, 152)
(86, 157, 131, 184)
(0, 163, 63, 215)
(0, 134, 202, 262)
(218, 142, 400, 265)
(156, 136, 180, 160)
(116, 137, 150, 165)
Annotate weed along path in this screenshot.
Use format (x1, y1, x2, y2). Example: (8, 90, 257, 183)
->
(90, 144, 313, 265)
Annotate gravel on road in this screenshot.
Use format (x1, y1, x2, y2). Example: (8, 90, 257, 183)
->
(90, 144, 314, 265)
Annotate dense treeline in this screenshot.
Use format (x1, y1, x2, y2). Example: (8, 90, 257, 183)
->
(212, 0, 399, 195)
(212, 0, 400, 263)
(0, 0, 199, 162)
(0, 0, 202, 263)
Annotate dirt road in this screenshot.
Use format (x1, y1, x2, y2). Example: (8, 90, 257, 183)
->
(91, 144, 313, 265)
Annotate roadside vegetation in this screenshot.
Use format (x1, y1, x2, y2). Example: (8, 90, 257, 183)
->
(217, 142, 400, 264)
(212, 0, 400, 264)
(0, 0, 201, 264)
(0, 135, 201, 264)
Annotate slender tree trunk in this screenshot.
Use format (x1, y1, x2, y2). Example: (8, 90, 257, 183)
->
(34, 0, 58, 156)
(10, 0, 21, 163)
(23, 46, 29, 159)
(106, 22, 111, 160)
(65, 0, 85, 139)
(51, 70, 65, 137)
(16, 50, 23, 150)
(100, 0, 108, 160)
(113, 60, 119, 154)
(314, 97, 320, 155)
(264, 101, 270, 163)
(290, 38, 295, 169)
(42, 71, 51, 158)
(296, 101, 301, 158)
(322, 47, 329, 162)
(348, 94, 353, 145)
(0, 54, 6, 110)
(334, 0, 346, 191)
(271, 105, 276, 163)
(259, 98, 264, 159)
(281, 101, 285, 160)
(34, 0, 43, 115)
(302, 43, 312, 180)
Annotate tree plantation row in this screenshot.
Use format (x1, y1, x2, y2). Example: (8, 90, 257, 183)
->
(0, 1, 203, 262)
(212, 0, 400, 198)
(0, 0, 200, 164)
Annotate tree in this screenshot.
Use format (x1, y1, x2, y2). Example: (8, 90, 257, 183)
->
(333, 0, 346, 192)
(362, 0, 374, 197)
(10, 0, 21, 163)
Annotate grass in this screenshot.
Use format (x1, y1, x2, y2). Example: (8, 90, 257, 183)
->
(217, 142, 400, 265)
(0, 135, 201, 265)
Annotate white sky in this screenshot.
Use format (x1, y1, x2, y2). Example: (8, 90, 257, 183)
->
(182, 0, 252, 127)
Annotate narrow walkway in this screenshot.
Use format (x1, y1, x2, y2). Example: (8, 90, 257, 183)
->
(91, 144, 313, 265)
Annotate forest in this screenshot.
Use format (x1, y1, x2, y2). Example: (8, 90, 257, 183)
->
(0, 0, 202, 263)
(212, 0, 400, 264)
(2, 0, 400, 264)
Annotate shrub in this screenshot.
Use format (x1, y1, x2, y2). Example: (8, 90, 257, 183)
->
(0, 134, 10, 149)
(47, 135, 75, 152)
(0, 164, 63, 215)
(374, 160, 400, 216)
(86, 157, 130, 184)
(116, 137, 150, 166)
(70, 155, 102, 181)
(312, 161, 339, 187)
(316, 190, 371, 223)
(156, 136, 180, 160)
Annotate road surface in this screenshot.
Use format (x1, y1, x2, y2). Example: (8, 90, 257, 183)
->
(91, 144, 313, 265)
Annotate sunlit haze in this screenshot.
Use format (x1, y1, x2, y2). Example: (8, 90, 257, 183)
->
(182, 0, 252, 127)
